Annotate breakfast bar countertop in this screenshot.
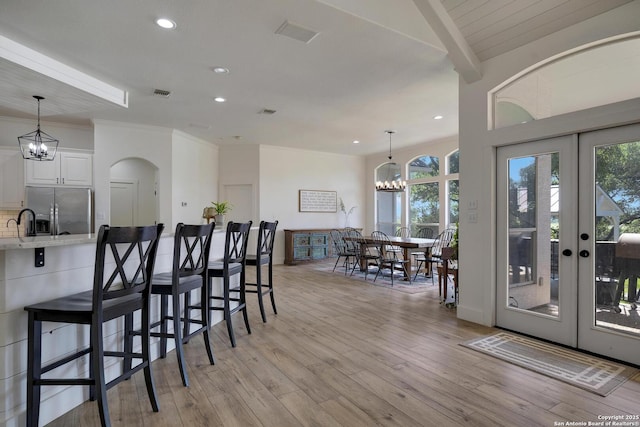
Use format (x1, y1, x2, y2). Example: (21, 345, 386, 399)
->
(0, 233, 97, 250)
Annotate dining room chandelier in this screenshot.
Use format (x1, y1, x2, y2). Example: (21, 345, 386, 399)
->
(375, 130, 406, 192)
(17, 95, 59, 161)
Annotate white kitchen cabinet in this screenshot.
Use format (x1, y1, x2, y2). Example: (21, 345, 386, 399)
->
(0, 148, 25, 208)
(25, 151, 93, 186)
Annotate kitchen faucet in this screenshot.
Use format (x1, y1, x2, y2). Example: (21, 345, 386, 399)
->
(16, 208, 37, 237)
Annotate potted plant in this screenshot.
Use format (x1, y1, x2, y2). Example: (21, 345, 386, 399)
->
(211, 201, 232, 227)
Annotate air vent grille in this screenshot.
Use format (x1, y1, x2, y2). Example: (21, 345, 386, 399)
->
(275, 21, 318, 44)
(259, 108, 277, 115)
(153, 89, 171, 97)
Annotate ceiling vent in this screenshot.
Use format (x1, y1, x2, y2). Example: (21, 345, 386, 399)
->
(259, 108, 277, 115)
(275, 21, 319, 44)
(153, 89, 171, 97)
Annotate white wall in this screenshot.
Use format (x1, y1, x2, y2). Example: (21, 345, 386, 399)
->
(171, 130, 219, 228)
(456, 2, 640, 326)
(93, 120, 175, 229)
(259, 145, 366, 264)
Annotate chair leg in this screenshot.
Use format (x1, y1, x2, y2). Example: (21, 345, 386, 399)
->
(200, 284, 216, 365)
(332, 255, 342, 272)
(413, 259, 423, 281)
(123, 313, 134, 374)
(141, 303, 160, 412)
(268, 262, 277, 315)
(256, 263, 267, 323)
(90, 322, 111, 427)
(26, 313, 41, 427)
(183, 291, 191, 343)
(159, 294, 168, 358)
(172, 294, 189, 387)
(223, 276, 237, 348)
(240, 272, 251, 335)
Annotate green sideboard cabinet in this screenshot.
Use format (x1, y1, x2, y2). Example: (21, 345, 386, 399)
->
(284, 229, 331, 265)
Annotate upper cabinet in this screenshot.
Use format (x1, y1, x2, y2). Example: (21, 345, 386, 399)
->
(25, 151, 93, 187)
(0, 148, 25, 208)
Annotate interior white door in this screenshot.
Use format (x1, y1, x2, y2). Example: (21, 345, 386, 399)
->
(110, 181, 136, 226)
(577, 123, 640, 365)
(496, 136, 578, 346)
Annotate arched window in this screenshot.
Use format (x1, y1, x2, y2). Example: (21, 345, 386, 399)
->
(491, 34, 640, 129)
(409, 155, 439, 179)
(408, 155, 440, 235)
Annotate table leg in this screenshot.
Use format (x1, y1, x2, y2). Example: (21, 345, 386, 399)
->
(402, 248, 412, 280)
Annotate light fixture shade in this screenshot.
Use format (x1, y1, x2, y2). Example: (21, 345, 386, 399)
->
(18, 96, 59, 161)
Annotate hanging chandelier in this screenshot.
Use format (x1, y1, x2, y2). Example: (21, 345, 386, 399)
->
(17, 96, 59, 161)
(375, 130, 406, 192)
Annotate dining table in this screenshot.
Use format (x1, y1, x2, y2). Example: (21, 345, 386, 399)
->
(345, 235, 436, 280)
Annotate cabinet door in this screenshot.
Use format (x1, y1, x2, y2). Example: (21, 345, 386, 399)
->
(60, 152, 92, 186)
(0, 149, 24, 208)
(25, 156, 60, 185)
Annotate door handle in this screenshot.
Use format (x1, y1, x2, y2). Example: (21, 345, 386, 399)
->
(562, 249, 572, 256)
(579, 250, 590, 258)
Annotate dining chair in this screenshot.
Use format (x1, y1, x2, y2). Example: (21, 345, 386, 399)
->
(208, 221, 252, 347)
(245, 220, 279, 322)
(147, 222, 216, 387)
(24, 224, 164, 427)
(395, 227, 411, 238)
(350, 229, 382, 280)
(411, 227, 435, 264)
(330, 229, 355, 274)
(413, 228, 455, 286)
(372, 231, 411, 285)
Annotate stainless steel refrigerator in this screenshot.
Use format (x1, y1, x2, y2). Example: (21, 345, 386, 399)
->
(25, 186, 93, 235)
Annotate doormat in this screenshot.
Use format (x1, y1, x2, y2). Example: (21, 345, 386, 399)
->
(461, 332, 638, 396)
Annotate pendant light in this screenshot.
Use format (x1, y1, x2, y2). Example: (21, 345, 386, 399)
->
(17, 96, 59, 161)
(375, 130, 406, 192)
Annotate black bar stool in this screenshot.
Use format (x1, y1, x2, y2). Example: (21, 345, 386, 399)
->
(147, 222, 216, 387)
(245, 220, 278, 322)
(24, 224, 164, 427)
(208, 221, 252, 347)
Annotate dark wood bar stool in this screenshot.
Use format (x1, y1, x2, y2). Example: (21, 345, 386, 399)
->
(208, 221, 252, 347)
(24, 224, 164, 427)
(147, 222, 215, 387)
(245, 220, 278, 322)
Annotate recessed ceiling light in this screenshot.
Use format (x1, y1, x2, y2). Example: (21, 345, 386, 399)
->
(212, 67, 229, 74)
(352, 140, 360, 144)
(214, 97, 226, 103)
(156, 18, 176, 29)
(433, 115, 443, 120)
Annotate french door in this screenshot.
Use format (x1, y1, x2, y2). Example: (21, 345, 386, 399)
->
(496, 123, 640, 365)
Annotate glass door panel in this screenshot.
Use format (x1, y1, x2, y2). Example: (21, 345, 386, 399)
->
(496, 137, 577, 346)
(578, 123, 640, 365)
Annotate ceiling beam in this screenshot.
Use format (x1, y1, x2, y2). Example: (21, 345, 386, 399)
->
(412, 0, 482, 83)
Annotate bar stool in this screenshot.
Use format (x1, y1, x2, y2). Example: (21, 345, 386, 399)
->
(245, 220, 278, 322)
(208, 221, 252, 347)
(24, 224, 164, 427)
(147, 222, 215, 387)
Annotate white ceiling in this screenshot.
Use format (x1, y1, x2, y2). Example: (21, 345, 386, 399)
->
(0, 0, 632, 156)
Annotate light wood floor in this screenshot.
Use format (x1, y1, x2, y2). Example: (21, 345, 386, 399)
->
(48, 262, 640, 427)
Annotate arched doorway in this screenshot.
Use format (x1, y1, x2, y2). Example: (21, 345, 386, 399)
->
(109, 158, 158, 226)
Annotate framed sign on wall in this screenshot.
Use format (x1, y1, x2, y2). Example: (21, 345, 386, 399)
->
(298, 190, 337, 212)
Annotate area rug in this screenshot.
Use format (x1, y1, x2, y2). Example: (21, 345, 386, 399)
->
(461, 332, 639, 396)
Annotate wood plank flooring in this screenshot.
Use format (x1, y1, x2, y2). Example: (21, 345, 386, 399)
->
(47, 262, 640, 426)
